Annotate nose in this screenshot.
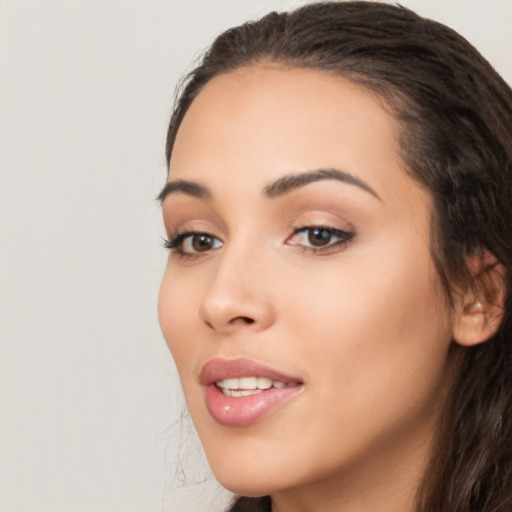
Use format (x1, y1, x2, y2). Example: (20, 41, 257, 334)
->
(198, 247, 276, 334)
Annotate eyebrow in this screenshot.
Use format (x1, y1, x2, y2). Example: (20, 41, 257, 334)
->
(264, 168, 381, 200)
(157, 167, 380, 205)
(157, 180, 211, 204)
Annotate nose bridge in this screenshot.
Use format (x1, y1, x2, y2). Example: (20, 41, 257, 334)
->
(198, 236, 274, 333)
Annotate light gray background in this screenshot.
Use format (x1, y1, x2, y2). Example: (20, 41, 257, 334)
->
(1, 1, 511, 511)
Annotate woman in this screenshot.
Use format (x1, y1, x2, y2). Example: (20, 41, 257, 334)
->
(158, 2, 512, 511)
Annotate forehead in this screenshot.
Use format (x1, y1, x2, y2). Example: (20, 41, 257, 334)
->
(169, 65, 426, 212)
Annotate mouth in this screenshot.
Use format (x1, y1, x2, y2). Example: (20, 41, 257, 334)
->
(200, 358, 303, 427)
(216, 376, 296, 397)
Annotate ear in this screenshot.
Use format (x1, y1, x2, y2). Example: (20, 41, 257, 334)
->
(453, 251, 506, 347)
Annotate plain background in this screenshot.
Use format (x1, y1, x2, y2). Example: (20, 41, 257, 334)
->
(1, 1, 511, 511)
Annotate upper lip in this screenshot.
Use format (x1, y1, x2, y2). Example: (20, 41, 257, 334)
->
(200, 358, 303, 386)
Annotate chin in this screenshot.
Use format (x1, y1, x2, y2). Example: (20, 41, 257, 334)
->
(213, 468, 286, 498)
(201, 436, 297, 497)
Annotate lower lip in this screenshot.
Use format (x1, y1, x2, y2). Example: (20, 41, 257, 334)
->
(205, 384, 302, 427)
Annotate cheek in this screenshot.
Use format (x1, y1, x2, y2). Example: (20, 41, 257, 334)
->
(281, 236, 453, 418)
(158, 268, 199, 377)
(291, 230, 450, 342)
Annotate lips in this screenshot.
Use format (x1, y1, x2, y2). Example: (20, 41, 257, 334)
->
(200, 358, 303, 427)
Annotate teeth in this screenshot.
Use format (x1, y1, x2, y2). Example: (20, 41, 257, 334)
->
(239, 377, 258, 389)
(215, 377, 287, 392)
(221, 389, 262, 397)
(222, 378, 239, 389)
(258, 377, 272, 389)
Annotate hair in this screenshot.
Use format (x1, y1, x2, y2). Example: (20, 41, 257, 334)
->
(164, 2, 512, 511)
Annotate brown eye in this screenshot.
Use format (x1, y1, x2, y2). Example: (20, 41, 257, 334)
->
(180, 232, 223, 255)
(308, 228, 333, 247)
(164, 231, 223, 256)
(286, 225, 354, 252)
(191, 234, 215, 252)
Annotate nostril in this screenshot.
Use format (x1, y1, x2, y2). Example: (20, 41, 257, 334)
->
(233, 316, 255, 325)
(202, 315, 256, 331)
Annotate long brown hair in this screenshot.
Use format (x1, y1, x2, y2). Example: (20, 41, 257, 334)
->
(164, 3, 512, 511)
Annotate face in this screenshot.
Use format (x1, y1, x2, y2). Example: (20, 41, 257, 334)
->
(159, 66, 456, 502)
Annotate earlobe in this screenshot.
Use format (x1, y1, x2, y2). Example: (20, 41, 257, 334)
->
(453, 252, 506, 347)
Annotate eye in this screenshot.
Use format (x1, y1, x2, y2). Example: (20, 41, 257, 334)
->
(287, 226, 354, 252)
(164, 231, 223, 257)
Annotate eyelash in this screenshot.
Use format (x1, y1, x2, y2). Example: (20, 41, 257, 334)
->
(163, 230, 222, 259)
(163, 225, 354, 259)
(287, 225, 354, 254)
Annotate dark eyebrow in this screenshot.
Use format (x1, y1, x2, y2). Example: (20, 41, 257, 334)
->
(157, 180, 211, 204)
(158, 168, 380, 205)
(264, 168, 381, 201)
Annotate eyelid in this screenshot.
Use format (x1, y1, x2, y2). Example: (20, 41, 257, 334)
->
(286, 224, 355, 253)
(163, 213, 355, 259)
(163, 230, 224, 259)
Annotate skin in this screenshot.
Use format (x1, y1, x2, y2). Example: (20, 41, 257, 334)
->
(158, 66, 463, 512)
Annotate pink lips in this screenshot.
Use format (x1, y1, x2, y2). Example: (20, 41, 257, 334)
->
(200, 358, 303, 427)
